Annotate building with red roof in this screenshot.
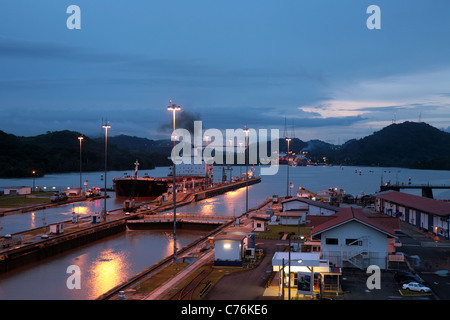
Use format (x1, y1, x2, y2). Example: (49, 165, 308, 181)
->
(375, 190, 450, 239)
(307, 207, 400, 269)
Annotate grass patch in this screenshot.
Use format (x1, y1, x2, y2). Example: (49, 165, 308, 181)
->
(255, 224, 311, 240)
(0, 192, 53, 208)
(162, 263, 243, 300)
(135, 263, 189, 294)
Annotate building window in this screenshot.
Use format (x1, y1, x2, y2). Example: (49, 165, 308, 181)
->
(325, 238, 338, 245)
(345, 239, 362, 246)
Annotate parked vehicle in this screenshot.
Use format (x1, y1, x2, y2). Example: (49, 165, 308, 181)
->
(394, 271, 425, 285)
(86, 187, 102, 198)
(402, 282, 431, 293)
(50, 192, 68, 202)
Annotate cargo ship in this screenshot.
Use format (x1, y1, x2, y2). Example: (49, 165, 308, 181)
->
(113, 155, 213, 199)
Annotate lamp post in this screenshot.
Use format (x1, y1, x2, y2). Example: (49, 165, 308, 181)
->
(168, 101, 181, 269)
(288, 236, 291, 300)
(286, 138, 291, 197)
(204, 135, 210, 188)
(244, 126, 249, 214)
(78, 135, 84, 196)
(32, 170, 36, 192)
(239, 142, 243, 177)
(102, 121, 111, 222)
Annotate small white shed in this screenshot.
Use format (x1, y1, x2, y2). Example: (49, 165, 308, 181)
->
(3, 186, 31, 195)
(50, 222, 64, 234)
(281, 198, 309, 212)
(91, 214, 102, 224)
(277, 211, 306, 225)
(213, 234, 247, 267)
(252, 216, 269, 231)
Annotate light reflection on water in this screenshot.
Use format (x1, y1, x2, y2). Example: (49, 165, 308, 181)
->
(0, 229, 205, 300)
(88, 247, 130, 299)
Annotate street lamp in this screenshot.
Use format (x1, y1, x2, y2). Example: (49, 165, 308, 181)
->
(286, 138, 291, 197)
(204, 135, 210, 188)
(239, 142, 243, 177)
(32, 170, 36, 192)
(168, 101, 181, 269)
(244, 126, 249, 214)
(78, 135, 84, 196)
(102, 121, 111, 222)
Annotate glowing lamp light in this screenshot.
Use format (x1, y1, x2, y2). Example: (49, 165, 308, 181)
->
(223, 243, 231, 250)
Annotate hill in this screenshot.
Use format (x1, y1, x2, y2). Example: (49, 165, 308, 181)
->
(107, 135, 173, 155)
(335, 121, 450, 169)
(0, 130, 171, 178)
(1, 121, 450, 178)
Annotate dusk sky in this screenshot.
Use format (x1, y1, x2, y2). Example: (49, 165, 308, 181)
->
(1, 1, 450, 144)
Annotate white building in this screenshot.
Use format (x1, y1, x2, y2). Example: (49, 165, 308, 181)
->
(3, 186, 31, 195)
(270, 252, 341, 298)
(251, 216, 269, 231)
(281, 198, 308, 212)
(277, 211, 306, 225)
(375, 190, 450, 239)
(50, 222, 64, 234)
(309, 207, 400, 269)
(213, 234, 247, 267)
(281, 197, 339, 216)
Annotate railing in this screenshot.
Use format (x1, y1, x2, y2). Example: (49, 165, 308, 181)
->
(388, 253, 405, 262)
(343, 236, 369, 269)
(141, 214, 234, 221)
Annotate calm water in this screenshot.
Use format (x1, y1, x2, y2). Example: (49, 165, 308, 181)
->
(0, 229, 205, 300)
(0, 165, 450, 299)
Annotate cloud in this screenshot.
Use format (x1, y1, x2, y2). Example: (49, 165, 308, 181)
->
(289, 115, 366, 128)
(0, 36, 128, 63)
(159, 110, 202, 134)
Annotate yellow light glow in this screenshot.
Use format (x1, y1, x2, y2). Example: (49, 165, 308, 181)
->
(89, 249, 129, 299)
(223, 243, 231, 249)
(74, 206, 89, 215)
(31, 212, 36, 229)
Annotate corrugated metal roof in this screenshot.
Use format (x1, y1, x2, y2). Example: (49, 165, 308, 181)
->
(376, 190, 450, 216)
(213, 234, 247, 241)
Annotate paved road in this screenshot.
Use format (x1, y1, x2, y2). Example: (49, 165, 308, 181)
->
(204, 239, 286, 300)
(395, 222, 450, 300)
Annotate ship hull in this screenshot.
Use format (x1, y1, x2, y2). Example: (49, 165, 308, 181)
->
(113, 178, 169, 199)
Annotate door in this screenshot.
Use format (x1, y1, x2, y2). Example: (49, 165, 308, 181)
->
(428, 214, 433, 232)
(416, 211, 421, 228)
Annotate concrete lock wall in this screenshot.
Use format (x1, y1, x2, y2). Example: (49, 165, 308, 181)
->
(0, 221, 127, 274)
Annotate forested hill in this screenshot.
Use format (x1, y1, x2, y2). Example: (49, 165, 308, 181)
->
(1, 121, 450, 178)
(334, 121, 450, 169)
(0, 130, 171, 178)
